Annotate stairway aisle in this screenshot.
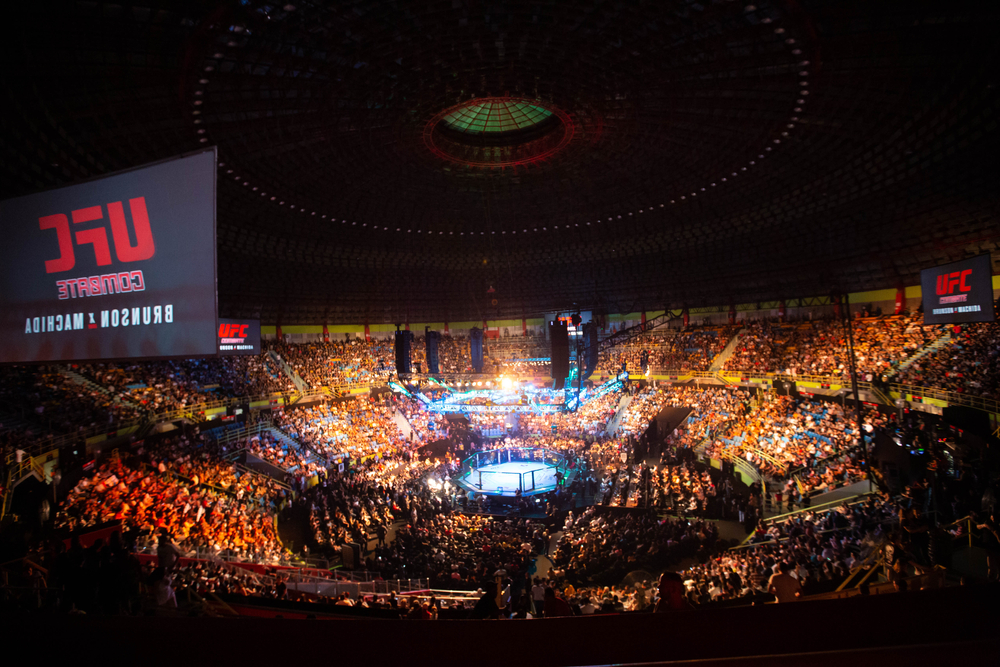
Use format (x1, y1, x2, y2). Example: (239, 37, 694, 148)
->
(61, 367, 144, 411)
(267, 350, 308, 392)
(893, 330, 953, 375)
(392, 411, 417, 441)
(604, 394, 632, 436)
(710, 327, 746, 372)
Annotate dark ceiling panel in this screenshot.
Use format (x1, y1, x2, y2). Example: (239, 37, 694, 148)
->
(1, 0, 998, 324)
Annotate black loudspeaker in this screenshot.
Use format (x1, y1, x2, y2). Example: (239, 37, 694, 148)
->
(583, 322, 599, 380)
(549, 320, 570, 381)
(394, 330, 413, 375)
(469, 327, 484, 373)
(426, 330, 440, 374)
(341, 542, 362, 569)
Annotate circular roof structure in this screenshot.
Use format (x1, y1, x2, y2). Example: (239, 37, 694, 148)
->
(439, 99, 555, 137)
(1, 1, 998, 325)
(426, 97, 574, 167)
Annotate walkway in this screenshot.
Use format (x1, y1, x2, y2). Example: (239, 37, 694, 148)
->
(392, 411, 416, 440)
(604, 394, 632, 436)
(710, 327, 746, 371)
(893, 329, 953, 374)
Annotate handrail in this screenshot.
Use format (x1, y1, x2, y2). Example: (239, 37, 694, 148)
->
(938, 514, 979, 550)
(1, 383, 387, 467)
(1, 458, 37, 519)
(3, 417, 146, 466)
(784, 444, 865, 479)
(733, 519, 876, 553)
(646, 365, 1000, 414)
(835, 537, 891, 592)
(267, 349, 308, 392)
(637, 362, 1000, 416)
(729, 456, 762, 488)
(762, 493, 872, 525)
(718, 444, 784, 472)
(889, 383, 1000, 414)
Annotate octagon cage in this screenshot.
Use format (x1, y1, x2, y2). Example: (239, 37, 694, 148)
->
(452, 447, 576, 497)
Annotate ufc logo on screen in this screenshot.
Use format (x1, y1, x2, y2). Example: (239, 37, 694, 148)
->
(936, 269, 972, 295)
(39, 197, 156, 273)
(219, 323, 249, 339)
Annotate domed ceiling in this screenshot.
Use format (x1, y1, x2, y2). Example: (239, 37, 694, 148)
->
(1, 0, 998, 324)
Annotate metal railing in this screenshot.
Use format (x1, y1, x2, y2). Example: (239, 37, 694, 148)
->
(835, 537, 891, 592)
(890, 383, 1000, 415)
(729, 456, 762, 488)
(716, 443, 785, 472)
(3, 418, 145, 466)
(636, 365, 1000, 416)
(205, 419, 272, 450)
(134, 544, 289, 566)
(762, 493, 873, 525)
(287, 577, 430, 598)
(1, 458, 38, 519)
(267, 350, 308, 392)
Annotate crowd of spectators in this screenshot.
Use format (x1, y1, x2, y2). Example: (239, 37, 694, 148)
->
(466, 412, 508, 436)
(275, 396, 408, 463)
(641, 460, 721, 515)
(894, 321, 1000, 397)
(550, 506, 721, 585)
(597, 327, 737, 375)
(704, 394, 871, 488)
(517, 388, 621, 438)
(239, 429, 325, 485)
(395, 396, 449, 442)
(676, 495, 901, 604)
(724, 315, 945, 380)
(410, 335, 496, 373)
(381, 511, 545, 590)
(0, 366, 144, 435)
(616, 385, 749, 442)
(305, 471, 399, 554)
(55, 433, 288, 563)
(8, 314, 999, 622)
(484, 335, 549, 374)
(75, 356, 295, 411)
(269, 339, 394, 388)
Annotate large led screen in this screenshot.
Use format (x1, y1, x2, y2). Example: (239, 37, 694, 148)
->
(0, 149, 218, 363)
(920, 254, 995, 325)
(217, 318, 261, 356)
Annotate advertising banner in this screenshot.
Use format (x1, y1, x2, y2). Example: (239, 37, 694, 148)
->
(920, 254, 995, 325)
(217, 318, 261, 356)
(0, 150, 217, 362)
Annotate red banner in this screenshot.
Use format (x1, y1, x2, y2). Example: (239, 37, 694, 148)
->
(682, 308, 689, 327)
(895, 287, 904, 315)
